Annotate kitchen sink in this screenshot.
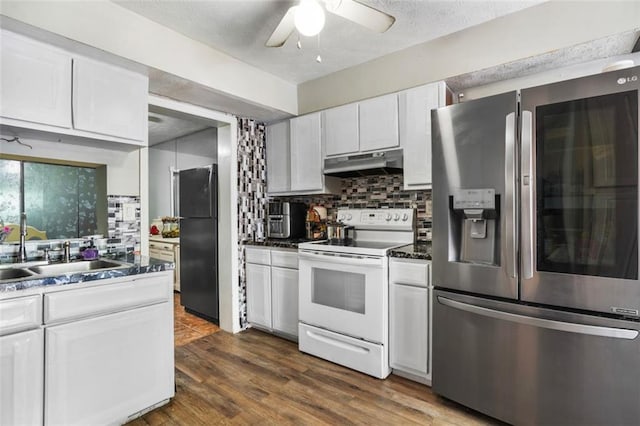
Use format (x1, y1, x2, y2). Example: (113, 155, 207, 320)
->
(0, 268, 36, 280)
(28, 260, 128, 275)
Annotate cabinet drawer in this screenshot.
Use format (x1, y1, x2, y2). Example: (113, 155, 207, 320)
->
(44, 274, 172, 324)
(271, 250, 298, 269)
(389, 259, 429, 287)
(149, 241, 174, 252)
(150, 248, 175, 263)
(0, 294, 42, 336)
(245, 247, 271, 265)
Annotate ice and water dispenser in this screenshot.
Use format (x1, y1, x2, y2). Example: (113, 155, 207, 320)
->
(449, 189, 499, 265)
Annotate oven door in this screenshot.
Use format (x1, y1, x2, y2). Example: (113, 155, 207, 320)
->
(298, 250, 388, 343)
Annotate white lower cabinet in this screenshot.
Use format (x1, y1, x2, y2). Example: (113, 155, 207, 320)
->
(45, 302, 173, 425)
(43, 272, 174, 425)
(389, 257, 432, 385)
(246, 262, 272, 329)
(245, 246, 299, 339)
(0, 328, 44, 426)
(271, 266, 299, 336)
(0, 271, 174, 425)
(149, 238, 181, 291)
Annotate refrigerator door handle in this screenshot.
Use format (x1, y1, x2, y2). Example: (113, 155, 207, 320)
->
(437, 296, 639, 340)
(505, 112, 517, 279)
(521, 110, 534, 279)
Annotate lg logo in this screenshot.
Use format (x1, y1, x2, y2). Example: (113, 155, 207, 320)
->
(617, 76, 638, 85)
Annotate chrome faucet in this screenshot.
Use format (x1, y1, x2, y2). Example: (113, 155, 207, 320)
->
(63, 241, 71, 263)
(18, 212, 27, 263)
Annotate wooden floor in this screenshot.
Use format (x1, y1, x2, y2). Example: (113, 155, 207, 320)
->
(173, 293, 220, 346)
(129, 323, 498, 425)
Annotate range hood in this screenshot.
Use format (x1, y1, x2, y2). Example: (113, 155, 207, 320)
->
(324, 149, 403, 178)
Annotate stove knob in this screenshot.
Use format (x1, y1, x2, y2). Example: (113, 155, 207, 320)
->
(393, 213, 400, 221)
(338, 214, 345, 221)
(401, 213, 409, 221)
(385, 213, 392, 221)
(346, 214, 353, 220)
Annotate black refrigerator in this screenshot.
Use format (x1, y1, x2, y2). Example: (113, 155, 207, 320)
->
(179, 165, 218, 323)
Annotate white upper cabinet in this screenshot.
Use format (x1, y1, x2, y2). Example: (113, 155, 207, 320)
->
(290, 112, 323, 192)
(265, 121, 291, 193)
(323, 103, 359, 156)
(0, 29, 148, 146)
(0, 30, 72, 129)
(323, 94, 399, 157)
(359, 93, 399, 152)
(287, 112, 340, 194)
(399, 82, 447, 190)
(72, 57, 148, 142)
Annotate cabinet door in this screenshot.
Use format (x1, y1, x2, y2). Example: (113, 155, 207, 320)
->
(359, 93, 399, 152)
(45, 303, 174, 426)
(290, 113, 323, 192)
(389, 283, 429, 376)
(323, 103, 359, 156)
(72, 57, 148, 142)
(246, 263, 272, 329)
(0, 329, 44, 426)
(266, 121, 291, 193)
(399, 82, 445, 190)
(0, 30, 72, 128)
(271, 266, 298, 337)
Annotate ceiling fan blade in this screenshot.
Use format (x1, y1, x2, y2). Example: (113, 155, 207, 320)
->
(325, 0, 395, 33)
(265, 6, 297, 47)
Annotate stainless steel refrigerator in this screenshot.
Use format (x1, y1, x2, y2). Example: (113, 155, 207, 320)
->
(179, 165, 218, 323)
(432, 67, 640, 425)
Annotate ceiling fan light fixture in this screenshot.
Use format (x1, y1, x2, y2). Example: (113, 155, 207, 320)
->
(294, 0, 325, 37)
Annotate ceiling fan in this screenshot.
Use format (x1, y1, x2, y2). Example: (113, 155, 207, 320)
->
(266, 0, 396, 48)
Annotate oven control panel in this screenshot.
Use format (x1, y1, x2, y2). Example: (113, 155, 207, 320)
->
(336, 209, 415, 230)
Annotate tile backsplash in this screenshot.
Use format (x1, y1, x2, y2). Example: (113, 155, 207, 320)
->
(107, 195, 141, 253)
(274, 174, 432, 241)
(237, 118, 267, 329)
(0, 194, 139, 263)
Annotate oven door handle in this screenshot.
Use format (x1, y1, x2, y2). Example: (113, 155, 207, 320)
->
(298, 251, 384, 267)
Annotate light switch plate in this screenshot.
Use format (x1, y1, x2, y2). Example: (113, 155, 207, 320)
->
(123, 203, 137, 222)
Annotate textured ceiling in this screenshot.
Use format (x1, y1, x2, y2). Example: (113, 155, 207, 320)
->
(148, 109, 210, 145)
(114, 0, 544, 84)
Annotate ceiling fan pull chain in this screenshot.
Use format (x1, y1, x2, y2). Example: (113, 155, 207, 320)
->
(316, 33, 322, 63)
(297, 33, 302, 50)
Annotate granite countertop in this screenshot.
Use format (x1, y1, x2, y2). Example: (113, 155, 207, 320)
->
(149, 235, 180, 244)
(0, 253, 173, 293)
(388, 242, 432, 260)
(244, 238, 316, 249)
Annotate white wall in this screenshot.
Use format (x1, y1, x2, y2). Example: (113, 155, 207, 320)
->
(297, 1, 640, 113)
(0, 132, 140, 196)
(176, 129, 217, 169)
(148, 128, 217, 220)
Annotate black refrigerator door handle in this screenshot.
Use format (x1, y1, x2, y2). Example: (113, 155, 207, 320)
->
(437, 296, 639, 340)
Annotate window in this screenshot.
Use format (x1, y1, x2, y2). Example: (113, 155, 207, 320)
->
(0, 158, 100, 240)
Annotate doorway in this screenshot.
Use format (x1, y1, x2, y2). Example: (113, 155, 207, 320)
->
(145, 95, 239, 334)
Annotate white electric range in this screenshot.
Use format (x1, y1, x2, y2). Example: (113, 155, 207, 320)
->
(297, 208, 415, 379)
